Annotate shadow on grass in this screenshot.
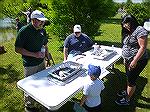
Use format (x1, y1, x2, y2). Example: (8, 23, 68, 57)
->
(100, 67, 149, 112)
(0, 64, 20, 83)
(135, 76, 150, 109)
(0, 64, 21, 98)
(44, 101, 75, 112)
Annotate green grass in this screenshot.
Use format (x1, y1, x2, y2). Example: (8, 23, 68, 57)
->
(0, 16, 150, 112)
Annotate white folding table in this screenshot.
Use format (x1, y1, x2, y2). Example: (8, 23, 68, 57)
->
(17, 45, 122, 111)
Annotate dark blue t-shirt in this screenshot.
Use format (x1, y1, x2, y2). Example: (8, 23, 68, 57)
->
(64, 33, 93, 54)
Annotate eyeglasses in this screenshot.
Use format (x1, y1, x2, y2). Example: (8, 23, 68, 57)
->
(35, 19, 45, 23)
(75, 32, 81, 34)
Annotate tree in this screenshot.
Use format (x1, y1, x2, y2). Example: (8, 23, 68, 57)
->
(1, 0, 118, 39)
(1, 0, 49, 24)
(48, 0, 118, 39)
(1, 0, 24, 19)
(125, 0, 150, 25)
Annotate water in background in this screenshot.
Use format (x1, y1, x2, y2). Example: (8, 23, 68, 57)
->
(0, 18, 16, 42)
(0, 28, 16, 42)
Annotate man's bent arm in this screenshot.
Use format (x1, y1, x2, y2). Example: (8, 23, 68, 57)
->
(64, 47, 68, 61)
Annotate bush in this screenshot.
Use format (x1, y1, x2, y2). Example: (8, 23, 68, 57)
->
(48, 0, 118, 39)
(1, 0, 118, 40)
(125, 0, 150, 25)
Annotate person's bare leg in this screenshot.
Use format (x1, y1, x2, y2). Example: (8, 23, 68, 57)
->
(126, 83, 136, 101)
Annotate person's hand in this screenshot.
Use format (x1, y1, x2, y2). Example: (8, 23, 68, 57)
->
(34, 51, 45, 58)
(129, 60, 137, 71)
(46, 59, 51, 67)
(123, 59, 126, 65)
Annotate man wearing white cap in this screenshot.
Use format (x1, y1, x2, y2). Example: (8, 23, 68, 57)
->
(64, 25, 93, 61)
(15, 10, 50, 112)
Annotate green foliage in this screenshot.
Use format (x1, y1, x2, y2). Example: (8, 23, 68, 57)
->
(125, 1, 150, 25)
(49, 0, 118, 39)
(1, 0, 49, 24)
(2, 0, 24, 18)
(1, 0, 118, 40)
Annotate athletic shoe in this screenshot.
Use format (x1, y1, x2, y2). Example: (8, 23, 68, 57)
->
(117, 90, 127, 97)
(115, 98, 130, 106)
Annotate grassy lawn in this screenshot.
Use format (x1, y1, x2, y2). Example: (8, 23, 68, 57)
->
(0, 16, 150, 112)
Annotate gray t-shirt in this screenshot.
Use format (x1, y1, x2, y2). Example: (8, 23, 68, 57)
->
(122, 26, 148, 60)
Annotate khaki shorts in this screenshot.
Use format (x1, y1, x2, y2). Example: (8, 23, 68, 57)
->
(24, 61, 45, 108)
(24, 61, 45, 77)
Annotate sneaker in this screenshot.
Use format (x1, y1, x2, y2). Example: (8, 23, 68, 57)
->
(117, 90, 127, 97)
(115, 98, 130, 106)
(25, 107, 39, 112)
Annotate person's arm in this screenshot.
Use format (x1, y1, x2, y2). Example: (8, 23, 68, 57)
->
(45, 44, 50, 59)
(15, 47, 45, 59)
(45, 44, 51, 67)
(64, 35, 70, 61)
(16, 23, 18, 30)
(100, 80, 105, 90)
(64, 47, 68, 61)
(129, 36, 147, 70)
(80, 95, 87, 107)
(83, 34, 94, 51)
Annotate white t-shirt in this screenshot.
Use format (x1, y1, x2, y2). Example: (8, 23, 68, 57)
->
(83, 78, 105, 107)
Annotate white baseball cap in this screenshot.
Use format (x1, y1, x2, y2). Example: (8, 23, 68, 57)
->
(31, 10, 48, 21)
(73, 25, 81, 33)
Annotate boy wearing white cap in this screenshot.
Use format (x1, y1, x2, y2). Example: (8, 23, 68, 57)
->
(15, 10, 50, 112)
(80, 64, 105, 112)
(64, 25, 93, 61)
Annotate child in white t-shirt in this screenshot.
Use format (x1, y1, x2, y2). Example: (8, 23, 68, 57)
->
(80, 64, 105, 112)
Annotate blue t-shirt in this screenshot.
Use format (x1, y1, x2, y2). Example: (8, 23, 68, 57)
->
(64, 33, 93, 55)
